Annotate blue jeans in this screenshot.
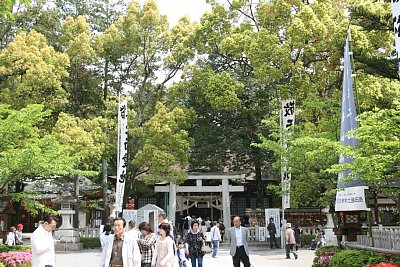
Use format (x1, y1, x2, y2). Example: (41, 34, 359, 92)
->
(141, 263, 151, 267)
(212, 240, 219, 257)
(190, 256, 203, 267)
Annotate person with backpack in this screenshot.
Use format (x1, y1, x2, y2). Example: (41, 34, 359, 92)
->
(210, 221, 221, 258)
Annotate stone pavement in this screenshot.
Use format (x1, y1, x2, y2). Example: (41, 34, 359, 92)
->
(55, 244, 316, 267)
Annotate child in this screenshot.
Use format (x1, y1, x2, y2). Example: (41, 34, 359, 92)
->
(317, 230, 326, 248)
(177, 241, 188, 267)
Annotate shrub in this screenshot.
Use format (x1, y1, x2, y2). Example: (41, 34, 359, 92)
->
(0, 246, 31, 253)
(0, 250, 32, 267)
(80, 237, 101, 249)
(369, 264, 400, 267)
(329, 249, 372, 267)
(367, 253, 400, 267)
(312, 245, 343, 267)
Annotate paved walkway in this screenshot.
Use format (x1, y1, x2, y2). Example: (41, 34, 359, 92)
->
(55, 244, 316, 267)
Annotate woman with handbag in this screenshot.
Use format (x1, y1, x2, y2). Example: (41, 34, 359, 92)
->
(185, 220, 205, 267)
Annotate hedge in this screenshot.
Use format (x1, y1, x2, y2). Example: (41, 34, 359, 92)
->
(80, 237, 101, 249)
(0, 245, 31, 253)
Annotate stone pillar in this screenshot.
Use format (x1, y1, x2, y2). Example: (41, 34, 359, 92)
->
(322, 206, 338, 245)
(169, 182, 176, 226)
(222, 179, 231, 229)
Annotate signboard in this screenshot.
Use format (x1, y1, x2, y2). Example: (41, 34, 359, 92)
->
(122, 209, 137, 228)
(265, 208, 281, 238)
(258, 227, 266, 242)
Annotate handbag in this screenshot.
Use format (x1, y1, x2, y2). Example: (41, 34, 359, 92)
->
(201, 243, 212, 253)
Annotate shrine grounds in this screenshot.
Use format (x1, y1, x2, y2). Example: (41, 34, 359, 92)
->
(55, 243, 316, 267)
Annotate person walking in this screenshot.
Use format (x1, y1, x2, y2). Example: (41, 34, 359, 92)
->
(137, 222, 157, 267)
(293, 224, 301, 251)
(285, 223, 298, 260)
(31, 214, 59, 267)
(227, 216, 250, 267)
(177, 241, 188, 267)
(267, 217, 279, 249)
(185, 220, 205, 267)
(219, 221, 225, 243)
(151, 223, 174, 267)
(100, 217, 141, 267)
(210, 221, 221, 258)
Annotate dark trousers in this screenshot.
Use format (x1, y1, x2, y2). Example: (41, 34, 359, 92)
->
(232, 246, 250, 267)
(270, 234, 279, 248)
(285, 244, 297, 259)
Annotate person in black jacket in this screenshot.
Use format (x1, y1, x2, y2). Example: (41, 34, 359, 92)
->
(293, 224, 302, 251)
(267, 217, 279, 249)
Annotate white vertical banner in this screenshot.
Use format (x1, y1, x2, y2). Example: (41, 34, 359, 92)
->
(265, 208, 281, 238)
(281, 99, 295, 209)
(392, 0, 400, 74)
(115, 100, 128, 214)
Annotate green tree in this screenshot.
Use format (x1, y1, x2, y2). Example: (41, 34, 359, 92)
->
(59, 15, 103, 117)
(0, 104, 79, 220)
(95, 0, 196, 192)
(329, 107, 400, 214)
(0, 0, 29, 19)
(0, 30, 70, 111)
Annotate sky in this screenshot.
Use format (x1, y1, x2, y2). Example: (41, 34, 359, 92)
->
(139, 0, 212, 26)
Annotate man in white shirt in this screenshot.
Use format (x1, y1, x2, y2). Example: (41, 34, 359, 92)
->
(31, 214, 59, 267)
(100, 217, 141, 267)
(227, 216, 250, 267)
(127, 220, 140, 240)
(210, 221, 221, 258)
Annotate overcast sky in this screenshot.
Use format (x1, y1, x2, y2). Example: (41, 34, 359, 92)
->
(139, 0, 212, 26)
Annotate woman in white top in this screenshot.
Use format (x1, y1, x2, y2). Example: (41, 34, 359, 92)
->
(6, 226, 16, 246)
(151, 223, 174, 267)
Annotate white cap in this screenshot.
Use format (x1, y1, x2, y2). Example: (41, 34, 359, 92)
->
(286, 223, 291, 228)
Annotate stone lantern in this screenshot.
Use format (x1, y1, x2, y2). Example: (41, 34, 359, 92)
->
(53, 191, 82, 251)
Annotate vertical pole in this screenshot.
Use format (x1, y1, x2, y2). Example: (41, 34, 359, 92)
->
(280, 105, 286, 250)
(222, 179, 231, 229)
(169, 183, 176, 226)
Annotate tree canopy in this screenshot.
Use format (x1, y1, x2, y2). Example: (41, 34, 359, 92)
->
(0, 0, 398, 217)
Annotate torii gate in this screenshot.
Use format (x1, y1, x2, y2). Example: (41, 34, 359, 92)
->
(154, 172, 246, 229)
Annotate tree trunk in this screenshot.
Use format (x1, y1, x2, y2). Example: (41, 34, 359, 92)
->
(102, 158, 108, 224)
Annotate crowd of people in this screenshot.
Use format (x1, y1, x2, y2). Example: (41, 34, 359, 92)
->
(97, 213, 228, 267)
(21, 212, 327, 267)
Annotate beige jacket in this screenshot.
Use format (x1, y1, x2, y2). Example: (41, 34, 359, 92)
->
(285, 228, 296, 245)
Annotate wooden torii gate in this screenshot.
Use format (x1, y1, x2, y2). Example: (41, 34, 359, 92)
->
(155, 172, 245, 229)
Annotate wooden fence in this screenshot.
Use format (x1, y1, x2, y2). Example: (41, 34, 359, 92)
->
(357, 229, 400, 251)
